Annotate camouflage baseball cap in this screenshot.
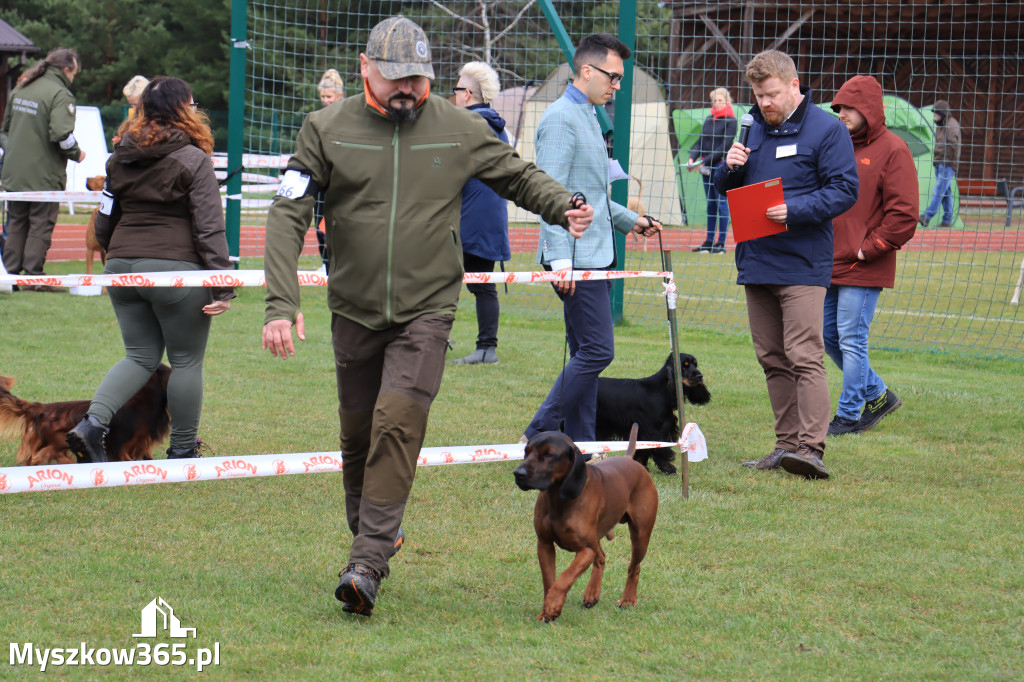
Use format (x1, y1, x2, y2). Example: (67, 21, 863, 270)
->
(366, 16, 435, 81)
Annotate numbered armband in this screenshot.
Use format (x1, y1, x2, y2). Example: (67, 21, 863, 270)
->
(276, 168, 320, 200)
(98, 187, 116, 216)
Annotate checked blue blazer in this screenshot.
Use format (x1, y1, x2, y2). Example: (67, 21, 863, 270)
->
(534, 85, 638, 269)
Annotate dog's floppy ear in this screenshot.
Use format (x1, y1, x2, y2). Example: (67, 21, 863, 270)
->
(559, 442, 588, 500)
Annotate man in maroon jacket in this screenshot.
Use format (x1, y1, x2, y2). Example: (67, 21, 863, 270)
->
(825, 76, 918, 436)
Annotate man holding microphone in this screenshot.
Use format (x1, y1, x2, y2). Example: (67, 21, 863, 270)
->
(713, 50, 859, 480)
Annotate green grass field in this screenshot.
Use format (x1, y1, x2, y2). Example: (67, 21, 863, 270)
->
(1, 270, 1023, 679)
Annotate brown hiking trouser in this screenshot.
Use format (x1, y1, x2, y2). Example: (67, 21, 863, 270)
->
(2, 201, 60, 275)
(744, 284, 829, 454)
(332, 312, 453, 576)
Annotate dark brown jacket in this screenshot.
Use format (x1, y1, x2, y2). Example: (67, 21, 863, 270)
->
(830, 76, 918, 289)
(931, 100, 961, 171)
(96, 130, 233, 300)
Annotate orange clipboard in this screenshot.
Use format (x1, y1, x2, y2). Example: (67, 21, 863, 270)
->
(726, 178, 788, 243)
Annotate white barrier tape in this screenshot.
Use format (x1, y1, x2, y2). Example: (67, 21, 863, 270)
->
(680, 423, 708, 462)
(0, 191, 102, 203)
(0, 439, 685, 495)
(663, 278, 678, 310)
(0, 269, 672, 288)
(211, 153, 291, 170)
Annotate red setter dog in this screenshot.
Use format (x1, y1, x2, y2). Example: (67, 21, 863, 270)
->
(0, 365, 171, 466)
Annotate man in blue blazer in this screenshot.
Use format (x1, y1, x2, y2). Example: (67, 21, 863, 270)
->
(713, 50, 859, 480)
(524, 33, 662, 444)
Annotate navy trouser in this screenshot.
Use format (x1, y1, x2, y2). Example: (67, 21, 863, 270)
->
(525, 279, 615, 442)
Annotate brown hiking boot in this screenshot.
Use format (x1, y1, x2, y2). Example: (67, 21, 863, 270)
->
(741, 448, 792, 470)
(780, 445, 829, 480)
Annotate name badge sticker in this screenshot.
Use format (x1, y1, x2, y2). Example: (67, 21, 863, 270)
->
(776, 144, 797, 159)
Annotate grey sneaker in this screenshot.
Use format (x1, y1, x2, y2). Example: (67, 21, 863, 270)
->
(827, 415, 862, 436)
(780, 446, 829, 480)
(454, 348, 498, 365)
(335, 563, 382, 616)
(741, 448, 792, 470)
(856, 390, 902, 432)
(66, 415, 109, 463)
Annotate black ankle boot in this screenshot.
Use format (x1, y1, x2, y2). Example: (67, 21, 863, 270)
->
(166, 438, 209, 459)
(66, 416, 110, 463)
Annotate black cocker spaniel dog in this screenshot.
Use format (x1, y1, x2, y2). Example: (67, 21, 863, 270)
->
(595, 353, 711, 475)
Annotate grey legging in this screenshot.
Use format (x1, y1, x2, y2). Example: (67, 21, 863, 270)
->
(88, 258, 214, 451)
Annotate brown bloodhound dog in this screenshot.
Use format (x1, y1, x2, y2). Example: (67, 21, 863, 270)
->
(513, 424, 658, 622)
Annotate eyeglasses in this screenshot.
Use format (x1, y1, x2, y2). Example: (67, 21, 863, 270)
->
(189, 102, 198, 109)
(452, 87, 470, 95)
(587, 64, 623, 85)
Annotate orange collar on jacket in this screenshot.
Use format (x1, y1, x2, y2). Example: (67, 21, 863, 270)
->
(363, 79, 430, 117)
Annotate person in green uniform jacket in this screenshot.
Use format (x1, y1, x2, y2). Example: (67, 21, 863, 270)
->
(0, 48, 85, 283)
(260, 16, 595, 617)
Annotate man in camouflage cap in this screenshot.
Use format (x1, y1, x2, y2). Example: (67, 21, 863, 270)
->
(261, 16, 595, 617)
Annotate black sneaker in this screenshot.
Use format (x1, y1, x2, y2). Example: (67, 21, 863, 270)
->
(741, 448, 792, 470)
(827, 415, 862, 436)
(692, 240, 712, 253)
(780, 446, 829, 480)
(709, 243, 726, 254)
(336, 563, 382, 616)
(66, 416, 109, 463)
(856, 390, 902, 432)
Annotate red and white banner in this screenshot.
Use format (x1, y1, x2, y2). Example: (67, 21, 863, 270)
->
(0, 436, 712, 495)
(0, 190, 102, 203)
(0, 269, 672, 289)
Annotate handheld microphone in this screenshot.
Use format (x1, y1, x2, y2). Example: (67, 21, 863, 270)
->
(738, 113, 754, 148)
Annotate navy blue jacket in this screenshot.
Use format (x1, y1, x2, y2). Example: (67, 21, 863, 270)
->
(460, 104, 511, 262)
(713, 88, 859, 287)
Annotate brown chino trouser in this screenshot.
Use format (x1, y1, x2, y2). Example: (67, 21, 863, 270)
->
(2, 201, 60, 275)
(332, 311, 453, 577)
(744, 284, 829, 454)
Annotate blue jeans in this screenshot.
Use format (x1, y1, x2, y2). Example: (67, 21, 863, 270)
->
(526, 279, 614, 442)
(823, 285, 887, 421)
(922, 163, 956, 224)
(701, 173, 729, 244)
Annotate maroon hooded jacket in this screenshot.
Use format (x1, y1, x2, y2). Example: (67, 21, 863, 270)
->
(830, 76, 918, 288)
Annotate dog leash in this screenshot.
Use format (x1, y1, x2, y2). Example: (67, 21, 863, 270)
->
(556, 192, 587, 434)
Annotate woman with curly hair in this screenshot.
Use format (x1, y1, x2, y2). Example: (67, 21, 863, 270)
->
(67, 76, 235, 462)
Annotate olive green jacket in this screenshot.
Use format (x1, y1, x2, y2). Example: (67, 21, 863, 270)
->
(0, 66, 82, 191)
(264, 93, 573, 330)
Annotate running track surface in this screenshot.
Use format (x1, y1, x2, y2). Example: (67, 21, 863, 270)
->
(41, 223, 1024, 264)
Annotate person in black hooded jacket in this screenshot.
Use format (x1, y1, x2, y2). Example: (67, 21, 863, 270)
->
(451, 61, 511, 365)
(688, 87, 737, 253)
(66, 76, 234, 463)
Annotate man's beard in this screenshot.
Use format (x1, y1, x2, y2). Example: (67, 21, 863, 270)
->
(387, 97, 418, 123)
